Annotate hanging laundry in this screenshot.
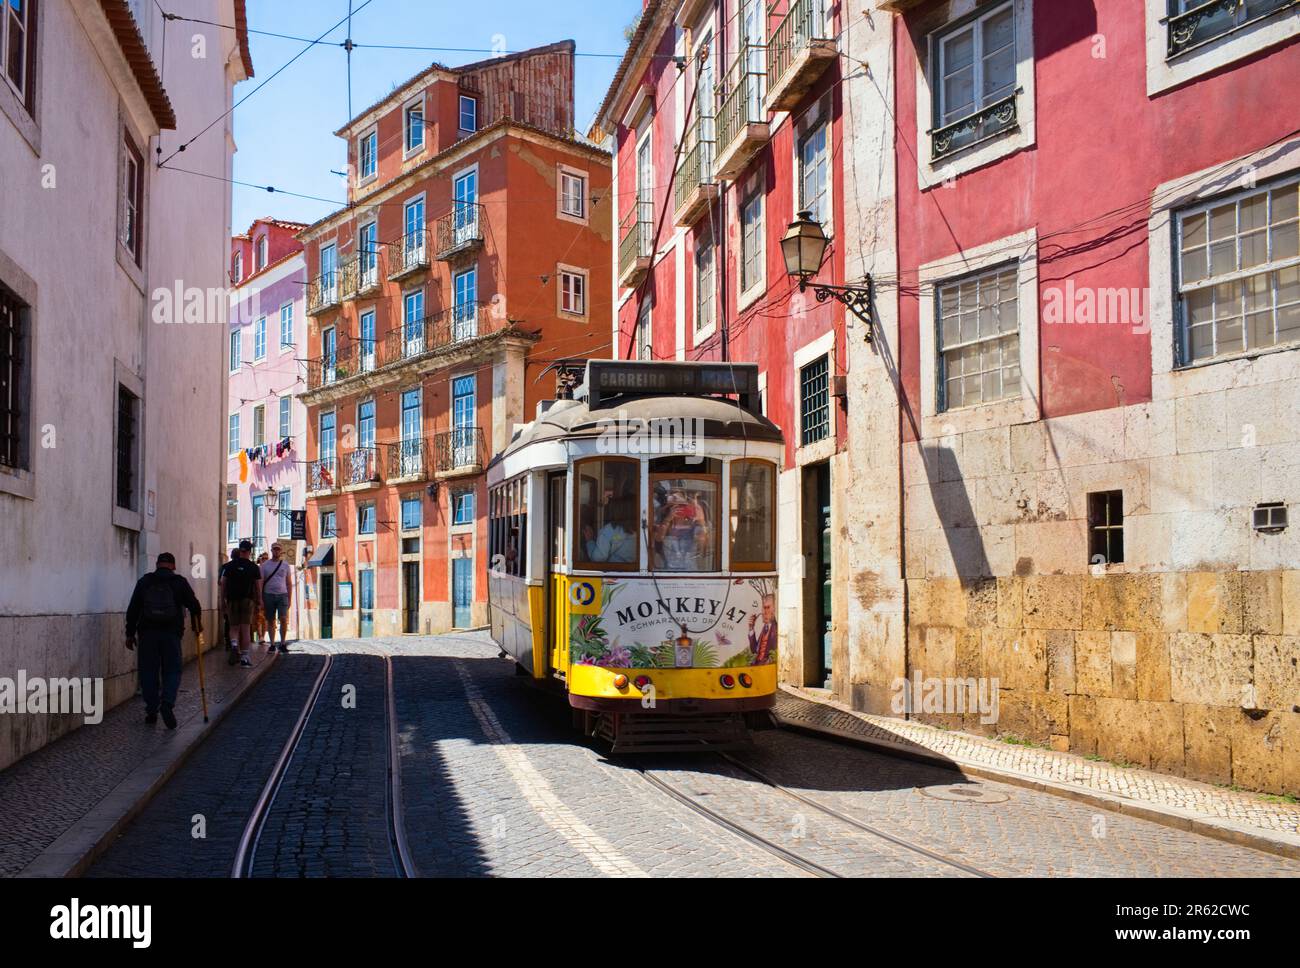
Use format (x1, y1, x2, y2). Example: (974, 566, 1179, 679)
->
(238, 449, 249, 483)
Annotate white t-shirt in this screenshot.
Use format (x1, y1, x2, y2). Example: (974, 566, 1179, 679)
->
(260, 558, 294, 595)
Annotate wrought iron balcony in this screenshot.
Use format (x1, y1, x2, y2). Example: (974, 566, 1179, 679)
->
(306, 339, 358, 390)
(1167, 0, 1296, 57)
(715, 46, 769, 180)
(434, 203, 484, 262)
(307, 457, 338, 493)
(387, 230, 430, 281)
(673, 128, 718, 227)
(307, 270, 341, 316)
(766, 0, 837, 112)
(387, 438, 429, 482)
(340, 446, 383, 489)
(383, 302, 488, 368)
(618, 205, 652, 288)
(339, 251, 382, 301)
(434, 426, 485, 476)
(930, 92, 1018, 161)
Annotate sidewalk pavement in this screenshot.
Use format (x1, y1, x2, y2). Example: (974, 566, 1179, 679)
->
(775, 685, 1300, 860)
(0, 641, 276, 878)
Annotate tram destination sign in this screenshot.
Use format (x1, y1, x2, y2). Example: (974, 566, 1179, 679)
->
(586, 360, 761, 413)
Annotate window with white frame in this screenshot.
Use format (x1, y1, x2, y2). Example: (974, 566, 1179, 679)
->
(279, 302, 293, 349)
(452, 488, 475, 526)
(120, 134, 144, 264)
(1, 0, 37, 109)
(799, 121, 829, 225)
(636, 297, 653, 360)
(401, 493, 422, 531)
(279, 395, 291, 439)
(278, 488, 292, 536)
(696, 231, 715, 334)
(229, 329, 241, 372)
(228, 412, 240, 456)
(459, 95, 477, 132)
(405, 99, 424, 153)
(559, 268, 586, 316)
(358, 128, 377, 181)
(256, 235, 268, 271)
(253, 316, 266, 361)
(252, 404, 265, 447)
(560, 170, 586, 218)
(232, 251, 243, 284)
(936, 264, 1021, 410)
(932, 1, 1017, 160)
(1176, 175, 1300, 364)
(358, 501, 376, 535)
(227, 517, 238, 546)
(741, 190, 764, 293)
(1166, 0, 1296, 59)
(320, 508, 337, 539)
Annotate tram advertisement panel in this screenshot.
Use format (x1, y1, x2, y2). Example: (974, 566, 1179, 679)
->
(569, 576, 777, 669)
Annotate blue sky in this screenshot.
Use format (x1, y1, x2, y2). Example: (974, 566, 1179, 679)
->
(228, 0, 639, 232)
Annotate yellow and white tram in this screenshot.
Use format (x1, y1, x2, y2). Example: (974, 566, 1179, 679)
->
(486, 360, 783, 751)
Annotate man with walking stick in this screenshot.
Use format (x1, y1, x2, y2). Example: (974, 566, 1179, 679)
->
(125, 552, 203, 729)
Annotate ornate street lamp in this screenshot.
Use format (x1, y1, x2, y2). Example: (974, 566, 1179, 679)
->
(264, 485, 278, 510)
(781, 210, 874, 340)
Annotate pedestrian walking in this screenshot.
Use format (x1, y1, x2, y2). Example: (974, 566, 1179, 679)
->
(218, 547, 240, 663)
(125, 552, 203, 728)
(253, 551, 271, 646)
(260, 542, 296, 654)
(221, 540, 262, 668)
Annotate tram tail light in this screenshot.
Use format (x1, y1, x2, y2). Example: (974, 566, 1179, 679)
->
(633, 675, 652, 690)
(719, 674, 736, 690)
(738, 673, 753, 688)
(612, 674, 629, 690)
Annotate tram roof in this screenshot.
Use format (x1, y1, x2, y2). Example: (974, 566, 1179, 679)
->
(491, 393, 784, 467)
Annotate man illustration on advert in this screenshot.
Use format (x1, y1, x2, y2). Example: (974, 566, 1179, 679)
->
(748, 594, 777, 665)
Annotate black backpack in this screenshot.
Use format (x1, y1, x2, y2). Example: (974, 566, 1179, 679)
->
(224, 559, 257, 600)
(139, 574, 181, 628)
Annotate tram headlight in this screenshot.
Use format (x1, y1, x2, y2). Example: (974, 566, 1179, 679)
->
(719, 674, 736, 690)
(738, 673, 753, 688)
(612, 674, 629, 690)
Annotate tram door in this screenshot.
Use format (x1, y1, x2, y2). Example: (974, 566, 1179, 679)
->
(546, 472, 567, 673)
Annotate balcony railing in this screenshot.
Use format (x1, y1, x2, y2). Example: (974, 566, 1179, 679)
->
(340, 446, 382, 488)
(673, 127, 717, 226)
(387, 438, 429, 482)
(306, 339, 370, 390)
(307, 270, 341, 315)
(387, 230, 430, 281)
(715, 45, 768, 179)
(308, 457, 338, 493)
(766, 0, 837, 111)
(1167, 0, 1296, 57)
(339, 251, 381, 300)
(931, 91, 1018, 161)
(435, 426, 485, 475)
(385, 302, 488, 366)
(434, 203, 484, 261)
(618, 204, 652, 287)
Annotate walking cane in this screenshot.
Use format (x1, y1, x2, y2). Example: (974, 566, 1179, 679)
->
(195, 629, 211, 723)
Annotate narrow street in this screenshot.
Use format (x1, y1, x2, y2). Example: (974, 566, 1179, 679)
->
(85, 633, 1300, 879)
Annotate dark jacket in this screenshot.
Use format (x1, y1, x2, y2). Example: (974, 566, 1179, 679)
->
(126, 568, 202, 637)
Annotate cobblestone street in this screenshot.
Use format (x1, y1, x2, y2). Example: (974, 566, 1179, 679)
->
(73, 633, 1300, 879)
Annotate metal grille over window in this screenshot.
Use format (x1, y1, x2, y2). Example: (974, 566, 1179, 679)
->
(800, 354, 830, 445)
(116, 385, 137, 511)
(1177, 177, 1300, 364)
(0, 289, 23, 469)
(1087, 491, 1124, 565)
(937, 264, 1020, 410)
(1166, 0, 1298, 58)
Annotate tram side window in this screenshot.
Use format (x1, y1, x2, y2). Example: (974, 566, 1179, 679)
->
(730, 459, 775, 570)
(489, 482, 525, 578)
(649, 457, 721, 572)
(575, 458, 640, 569)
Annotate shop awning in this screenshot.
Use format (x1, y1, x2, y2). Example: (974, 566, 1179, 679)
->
(306, 542, 334, 568)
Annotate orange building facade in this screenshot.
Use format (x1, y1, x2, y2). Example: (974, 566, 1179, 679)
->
(297, 42, 612, 637)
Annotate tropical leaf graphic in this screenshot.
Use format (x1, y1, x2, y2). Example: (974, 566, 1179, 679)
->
(691, 641, 718, 668)
(722, 650, 757, 668)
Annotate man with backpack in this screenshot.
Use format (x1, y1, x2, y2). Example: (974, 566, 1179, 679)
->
(221, 540, 262, 667)
(218, 547, 240, 664)
(125, 552, 203, 728)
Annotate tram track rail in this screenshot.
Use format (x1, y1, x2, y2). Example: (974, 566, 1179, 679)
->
(232, 652, 417, 878)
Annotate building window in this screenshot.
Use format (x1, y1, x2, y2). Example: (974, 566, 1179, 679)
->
(560, 268, 586, 316)
(404, 100, 424, 153)
(120, 134, 145, 264)
(228, 412, 240, 456)
(1176, 175, 1300, 364)
(253, 316, 266, 361)
(799, 121, 829, 225)
(1, 0, 36, 109)
(560, 170, 586, 218)
(936, 264, 1020, 410)
(279, 395, 291, 439)
(278, 488, 292, 537)
(741, 190, 763, 293)
(252, 404, 265, 447)
(401, 493, 422, 531)
(279, 302, 293, 349)
(800, 355, 830, 445)
(452, 488, 475, 526)
(227, 517, 238, 546)
(320, 509, 337, 539)
(1087, 490, 1124, 565)
(1166, 0, 1296, 58)
(229, 329, 241, 372)
(696, 231, 715, 334)
(116, 384, 138, 511)
(358, 501, 376, 535)
(232, 251, 243, 284)
(932, 1, 1017, 159)
(358, 128, 377, 181)
(359, 309, 376, 371)
(459, 95, 477, 132)
(636, 297, 653, 361)
(255, 235, 268, 271)
(0, 285, 29, 471)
